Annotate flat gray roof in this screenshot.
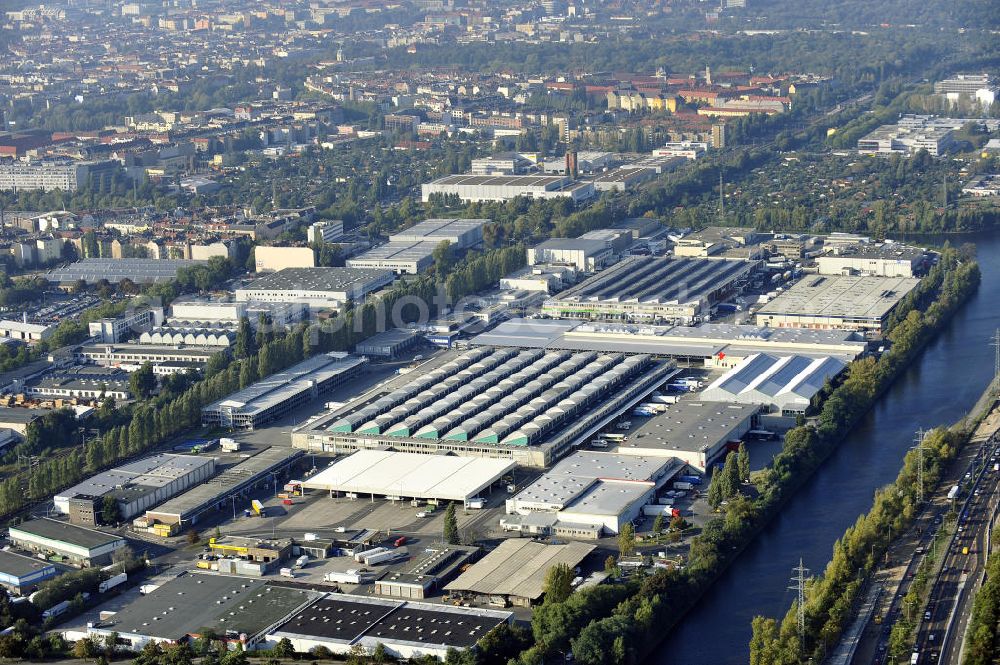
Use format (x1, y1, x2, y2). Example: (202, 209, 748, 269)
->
(617, 401, 758, 455)
(756, 275, 921, 320)
(10, 518, 123, 550)
(47, 259, 205, 284)
(0, 549, 56, 578)
(146, 447, 303, 522)
(55, 454, 214, 504)
(389, 218, 487, 239)
(99, 573, 317, 641)
(243, 267, 393, 292)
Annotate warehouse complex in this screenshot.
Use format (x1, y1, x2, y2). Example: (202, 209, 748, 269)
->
(388, 218, 487, 248)
(267, 594, 512, 660)
(0, 550, 58, 595)
(142, 446, 303, 528)
(54, 453, 216, 524)
(503, 451, 684, 537)
(292, 347, 679, 467)
(9, 518, 125, 567)
(699, 353, 847, 415)
(471, 318, 868, 364)
(302, 450, 516, 503)
(755, 274, 921, 333)
(421, 174, 596, 203)
(444, 539, 595, 607)
(542, 256, 754, 323)
(614, 401, 759, 470)
(85, 573, 319, 651)
(235, 267, 395, 309)
(201, 353, 367, 430)
(47, 258, 205, 285)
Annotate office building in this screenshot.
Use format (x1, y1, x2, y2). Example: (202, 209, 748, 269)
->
(421, 174, 595, 203)
(542, 256, 754, 323)
(755, 275, 921, 333)
(307, 220, 345, 244)
(934, 73, 992, 95)
(201, 353, 367, 430)
(235, 268, 395, 310)
(0, 160, 118, 192)
(75, 343, 224, 367)
(9, 518, 126, 567)
(652, 142, 708, 160)
(88, 307, 165, 344)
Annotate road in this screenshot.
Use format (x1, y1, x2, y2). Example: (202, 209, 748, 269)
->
(851, 403, 1000, 665)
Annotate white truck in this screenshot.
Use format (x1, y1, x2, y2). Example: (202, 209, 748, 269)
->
(324, 571, 375, 585)
(673, 481, 695, 490)
(364, 548, 408, 566)
(99, 573, 127, 593)
(42, 600, 71, 619)
(280, 568, 295, 578)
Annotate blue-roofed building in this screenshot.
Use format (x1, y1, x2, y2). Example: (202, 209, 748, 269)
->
(699, 353, 846, 415)
(0, 550, 58, 595)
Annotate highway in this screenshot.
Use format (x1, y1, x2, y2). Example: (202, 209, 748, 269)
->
(853, 404, 1000, 665)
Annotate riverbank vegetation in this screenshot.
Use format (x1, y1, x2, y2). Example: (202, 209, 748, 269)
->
(962, 528, 1000, 665)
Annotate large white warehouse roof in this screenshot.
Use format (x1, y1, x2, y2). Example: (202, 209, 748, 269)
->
(699, 352, 846, 413)
(302, 450, 516, 502)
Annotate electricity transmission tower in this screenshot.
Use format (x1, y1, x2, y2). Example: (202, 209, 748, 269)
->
(912, 429, 927, 503)
(990, 328, 1000, 385)
(789, 558, 809, 657)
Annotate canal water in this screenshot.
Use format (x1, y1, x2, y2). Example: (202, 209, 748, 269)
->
(653, 232, 1000, 664)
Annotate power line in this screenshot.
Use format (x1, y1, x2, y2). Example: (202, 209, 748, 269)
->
(913, 429, 927, 503)
(990, 328, 1000, 385)
(789, 558, 809, 657)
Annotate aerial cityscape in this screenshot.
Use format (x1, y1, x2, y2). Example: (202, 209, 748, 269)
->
(0, 0, 997, 664)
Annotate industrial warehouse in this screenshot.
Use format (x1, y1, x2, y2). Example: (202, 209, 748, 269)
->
(8, 518, 126, 567)
(444, 539, 595, 607)
(755, 274, 921, 333)
(291, 347, 679, 467)
(614, 401, 759, 470)
(699, 353, 847, 415)
(234, 267, 395, 310)
(302, 450, 516, 503)
(0, 550, 59, 595)
(201, 352, 367, 430)
(54, 453, 216, 524)
(47, 258, 206, 285)
(266, 594, 512, 660)
(140, 446, 303, 529)
(502, 451, 685, 537)
(387, 218, 487, 248)
(541, 256, 755, 323)
(421, 174, 596, 203)
(471, 318, 868, 363)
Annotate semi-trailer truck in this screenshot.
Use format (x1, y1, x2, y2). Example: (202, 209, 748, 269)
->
(947, 485, 959, 500)
(364, 548, 408, 565)
(354, 547, 389, 563)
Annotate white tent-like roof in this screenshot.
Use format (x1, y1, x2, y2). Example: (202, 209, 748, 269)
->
(302, 450, 516, 502)
(700, 353, 846, 413)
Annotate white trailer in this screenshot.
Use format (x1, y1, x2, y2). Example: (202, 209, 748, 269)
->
(99, 573, 127, 593)
(364, 548, 409, 566)
(354, 547, 388, 563)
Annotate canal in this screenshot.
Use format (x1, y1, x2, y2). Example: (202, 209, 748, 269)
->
(653, 232, 1000, 665)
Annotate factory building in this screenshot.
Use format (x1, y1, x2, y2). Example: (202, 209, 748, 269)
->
(47, 258, 205, 285)
(699, 353, 847, 415)
(388, 218, 487, 249)
(138, 327, 234, 347)
(755, 275, 921, 333)
(0, 550, 58, 595)
(201, 353, 367, 430)
(141, 447, 303, 529)
(542, 256, 754, 323)
(9, 519, 125, 567)
(615, 401, 759, 471)
(292, 347, 678, 468)
(83, 573, 319, 651)
(527, 238, 614, 272)
(503, 452, 684, 537)
(421, 174, 596, 204)
(235, 267, 395, 310)
(815, 243, 928, 278)
(88, 307, 165, 344)
(444, 539, 594, 607)
(54, 454, 216, 525)
(75, 343, 224, 367)
(373, 545, 480, 600)
(267, 594, 512, 660)
(167, 299, 305, 329)
(302, 450, 516, 503)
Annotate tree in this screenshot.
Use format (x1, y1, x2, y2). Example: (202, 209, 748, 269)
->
(542, 563, 574, 604)
(617, 522, 636, 558)
(186, 529, 200, 545)
(73, 637, 97, 659)
(129, 362, 157, 399)
(652, 513, 665, 535)
(737, 441, 751, 483)
(604, 555, 617, 572)
(707, 469, 724, 509)
(101, 495, 120, 525)
(432, 239, 454, 277)
(443, 503, 459, 544)
(272, 637, 294, 658)
(234, 317, 255, 359)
